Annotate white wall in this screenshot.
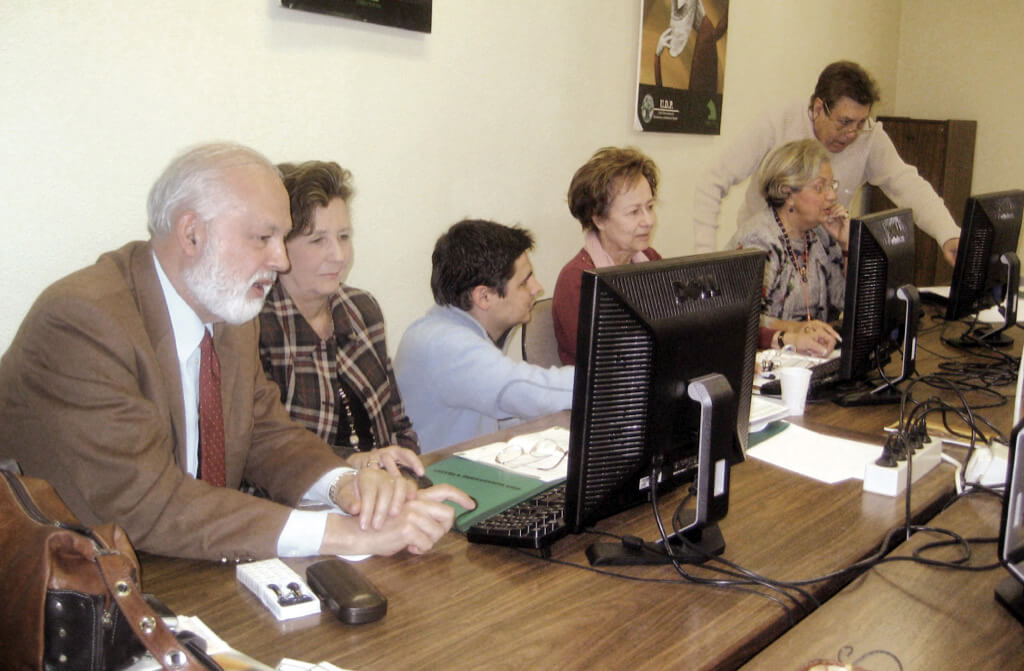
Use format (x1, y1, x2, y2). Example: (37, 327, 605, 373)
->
(895, 0, 1024, 196)
(0, 0, 1008, 354)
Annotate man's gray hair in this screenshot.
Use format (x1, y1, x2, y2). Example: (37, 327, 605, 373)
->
(146, 142, 279, 238)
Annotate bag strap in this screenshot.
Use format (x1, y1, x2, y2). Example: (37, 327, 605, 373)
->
(95, 552, 212, 671)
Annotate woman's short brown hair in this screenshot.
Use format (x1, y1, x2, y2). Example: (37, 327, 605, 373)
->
(567, 147, 658, 231)
(277, 160, 353, 240)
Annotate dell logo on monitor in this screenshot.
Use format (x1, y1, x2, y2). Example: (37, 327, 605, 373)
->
(673, 277, 720, 303)
(882, 219, 909, 246)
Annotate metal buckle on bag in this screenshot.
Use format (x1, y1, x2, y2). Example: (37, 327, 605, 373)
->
(164, 649, 190, 669)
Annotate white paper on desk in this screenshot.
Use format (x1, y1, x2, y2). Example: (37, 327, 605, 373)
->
(747, 422, 883, 484)
(975, 304, 1017, 324)
(279, 659, 352, 671)
(454, 427, 570, 482)
(749, 395, 790, 433)
(920, 285, 950, 299)
(119, 616, 275, 671)
(922, 285, 1024, 324)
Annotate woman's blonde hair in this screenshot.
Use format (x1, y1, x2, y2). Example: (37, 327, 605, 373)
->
(757, 139, 830, 209)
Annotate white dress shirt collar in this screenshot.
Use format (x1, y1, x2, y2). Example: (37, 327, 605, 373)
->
(152, 251, 208, 476)
(151, 252, 208, 359)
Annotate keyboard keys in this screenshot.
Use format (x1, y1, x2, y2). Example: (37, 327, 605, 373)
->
(465, 484, 569, 549)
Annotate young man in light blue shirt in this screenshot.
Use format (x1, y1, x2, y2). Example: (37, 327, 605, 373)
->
(395, 219, 575, 453)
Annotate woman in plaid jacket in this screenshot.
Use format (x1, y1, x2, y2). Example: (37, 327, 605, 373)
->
(259, 160, 419, 469)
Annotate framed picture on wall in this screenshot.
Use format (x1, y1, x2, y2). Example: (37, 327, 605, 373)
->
(634, 0, 729, 134)
(281, 0, 432, 34)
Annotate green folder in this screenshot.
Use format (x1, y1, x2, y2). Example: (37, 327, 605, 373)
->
(426, 456, 562, 532)
(747, 420, 790, 448)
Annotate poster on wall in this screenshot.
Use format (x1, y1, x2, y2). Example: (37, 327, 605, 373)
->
(634, 0, 729, 134)
(281, 0, 432, 34)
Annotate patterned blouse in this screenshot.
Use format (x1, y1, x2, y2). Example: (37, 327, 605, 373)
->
(732, 206, 846, 324)
(258, 282, 419, 459)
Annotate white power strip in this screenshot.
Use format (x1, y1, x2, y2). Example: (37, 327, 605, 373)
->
(965, 441, 1009, 487)
(863, 439, 944, 496)
(236, 558, 321, 621)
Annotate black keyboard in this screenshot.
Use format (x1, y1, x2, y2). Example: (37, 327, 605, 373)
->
(465, 483, 569, 550)
(760, 357, 841, 398)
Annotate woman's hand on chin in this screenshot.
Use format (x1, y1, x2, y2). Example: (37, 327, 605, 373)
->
(823, 204, 850, 252)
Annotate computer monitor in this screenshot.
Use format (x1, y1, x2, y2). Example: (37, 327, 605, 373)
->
(996, 416, 1024, 623)
(565, 249, 763, 566)
(945, 190, 1024, 347)
(835, 208, 920, 406)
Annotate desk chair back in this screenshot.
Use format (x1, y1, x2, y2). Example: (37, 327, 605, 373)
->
(522, 298, 561, 369)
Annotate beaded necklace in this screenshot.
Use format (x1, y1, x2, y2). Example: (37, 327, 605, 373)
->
(308, 301, 373, 451)
(336, 383, 363, 450)
(773, 208, 813, 321)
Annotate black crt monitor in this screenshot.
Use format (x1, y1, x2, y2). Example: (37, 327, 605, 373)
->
(996, 416, 1024, 623)
(835, 208, 920, 407)
(566, 249, 763, 566)
(945, 190, 1024, 347)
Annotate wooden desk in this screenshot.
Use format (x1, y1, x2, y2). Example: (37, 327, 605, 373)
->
(141, 430, 955, 670)
(740, 493, 1023, 670)
(798, 309, 1019, 443)
(139, 314, 1019, 670)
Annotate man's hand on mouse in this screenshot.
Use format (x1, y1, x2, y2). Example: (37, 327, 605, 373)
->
(403, 485, 476, 554)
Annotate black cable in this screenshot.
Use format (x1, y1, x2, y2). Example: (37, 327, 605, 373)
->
(652, 477, 816, 618)
(511, 346, 1008, 605)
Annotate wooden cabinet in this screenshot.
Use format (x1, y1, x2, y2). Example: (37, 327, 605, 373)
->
(867, 117, 976, 287)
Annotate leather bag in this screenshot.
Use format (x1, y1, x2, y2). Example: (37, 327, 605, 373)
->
(0, 461, 209, 670)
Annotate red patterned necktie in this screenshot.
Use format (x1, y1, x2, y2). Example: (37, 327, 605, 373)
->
(198, 330, 226, 487)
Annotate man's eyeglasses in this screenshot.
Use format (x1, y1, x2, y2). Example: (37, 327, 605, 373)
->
(822, 100, 874, 136)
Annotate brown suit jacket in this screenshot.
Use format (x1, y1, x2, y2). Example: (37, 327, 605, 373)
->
(0, 241, 344, 560)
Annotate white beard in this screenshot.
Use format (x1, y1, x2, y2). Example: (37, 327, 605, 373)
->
(183, 236, 275, 325)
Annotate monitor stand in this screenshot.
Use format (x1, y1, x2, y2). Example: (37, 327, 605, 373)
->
(586, 524, 724, 566)
(948, 315, 1018, 348)
(965, 324, 1017, 348)
(994, 575, 1024, 623)
(950, 252, 1020, 349)
(834, 385, 905, 407)
(585, 373, 735, 567)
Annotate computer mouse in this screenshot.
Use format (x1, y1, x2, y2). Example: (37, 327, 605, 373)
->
(397, 463, 433, 489)
(306, 558, 387, 625)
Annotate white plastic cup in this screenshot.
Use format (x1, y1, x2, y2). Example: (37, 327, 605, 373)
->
(779, 367, 813, 416)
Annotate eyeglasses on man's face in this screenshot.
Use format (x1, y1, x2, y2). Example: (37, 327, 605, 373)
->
(822, 100, 874, 136)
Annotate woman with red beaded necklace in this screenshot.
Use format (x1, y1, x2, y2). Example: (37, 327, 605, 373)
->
(731, 139, 846, 352)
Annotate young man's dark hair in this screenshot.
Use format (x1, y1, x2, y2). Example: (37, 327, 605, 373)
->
(430, 219, 535, 311)
(810, 60, 880, 109)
